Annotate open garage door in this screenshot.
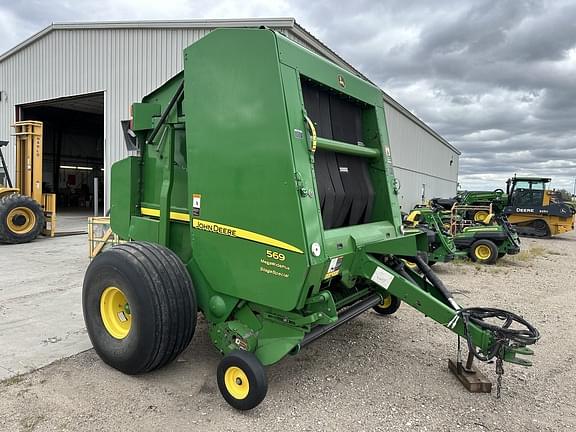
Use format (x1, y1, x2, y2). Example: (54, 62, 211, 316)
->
(17, 92, 104, 232)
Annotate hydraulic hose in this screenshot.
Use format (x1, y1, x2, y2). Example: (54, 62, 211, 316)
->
(408, 255, 539, 362)
(456, 307, 540, 362)
(412, 254, 460, 310)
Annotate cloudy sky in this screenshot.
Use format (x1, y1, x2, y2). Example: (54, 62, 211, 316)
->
(1, 0, 575, 192)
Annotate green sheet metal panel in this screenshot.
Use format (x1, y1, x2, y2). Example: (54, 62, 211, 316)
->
(183, 28, 310, 311)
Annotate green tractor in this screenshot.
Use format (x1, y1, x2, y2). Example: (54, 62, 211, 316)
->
(82, 28, 538, 410)
(406, 199, 520, 265)
(403, 206, 460, 265)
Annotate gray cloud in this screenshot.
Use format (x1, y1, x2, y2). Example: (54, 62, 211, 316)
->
(0, 0, 574, 192)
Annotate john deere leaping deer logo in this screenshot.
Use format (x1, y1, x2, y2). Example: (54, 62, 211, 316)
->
(337, 74, 346, 88)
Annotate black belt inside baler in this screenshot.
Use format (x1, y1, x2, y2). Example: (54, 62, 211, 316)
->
(300, 292, 382, 348)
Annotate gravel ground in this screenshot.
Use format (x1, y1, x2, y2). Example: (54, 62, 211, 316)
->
(1, 232, 575, 432)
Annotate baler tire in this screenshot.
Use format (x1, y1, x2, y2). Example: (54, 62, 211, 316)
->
(470, 239, 498, 265)
(372, 294, 401, 315)
(0, 193, 44, 244)
(217, 350, 268, 411)
(82, 241, 197, 375)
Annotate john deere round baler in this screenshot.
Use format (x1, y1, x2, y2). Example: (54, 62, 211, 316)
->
(82, 28, 538, 410)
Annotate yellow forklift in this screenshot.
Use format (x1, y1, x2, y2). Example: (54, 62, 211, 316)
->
(0, 121, 56, 244)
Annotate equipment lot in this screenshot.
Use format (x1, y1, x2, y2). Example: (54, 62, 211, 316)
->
(1, 233, 575, 431)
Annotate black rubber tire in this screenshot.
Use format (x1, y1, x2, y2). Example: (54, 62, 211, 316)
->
(217, 350, 268, 411)
(82, 241, 197, 374)
(372, 294, 401, 315)
(0, 193, 44, 244)
(469, 239, 498, 265)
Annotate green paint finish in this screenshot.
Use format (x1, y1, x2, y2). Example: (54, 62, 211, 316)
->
(158, 125, 175, 246)
(357, 254, 491, 351)
(183, 29, 310, 312)
(255, 319, 305, 366)
(316, 137, 380, 158)
(279, 63, 325, 271)
(405, 206, 520, 263)
(128, 217, 159, 243)
(403, 207, 458, 263)
(110, 157, 140, 239)
(107, 27, 535, 370)
(276, 33, 383, 107)
(131, 103, 161, 131)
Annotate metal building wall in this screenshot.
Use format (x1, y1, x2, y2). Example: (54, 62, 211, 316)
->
(0, 23, 459, 211)
(0, 25, 293, 208)
(384, 103, 459, 210)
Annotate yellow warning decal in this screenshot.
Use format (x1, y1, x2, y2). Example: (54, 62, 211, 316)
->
(193, 218, 303, 254)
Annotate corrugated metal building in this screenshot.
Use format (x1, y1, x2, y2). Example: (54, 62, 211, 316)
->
(0, 18, 459, 212)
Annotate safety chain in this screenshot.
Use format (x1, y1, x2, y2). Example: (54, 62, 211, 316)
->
(495, 356, 504, 399)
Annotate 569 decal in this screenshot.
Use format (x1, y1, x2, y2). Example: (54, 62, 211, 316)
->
(266, 250, 286, 261)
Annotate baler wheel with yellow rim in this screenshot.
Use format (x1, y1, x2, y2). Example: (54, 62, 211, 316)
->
(0, 193, 45, 244)
(469, 239, 498, 265)
(372, 294, 401, 315)
(82, 241, 197, 374)
(217, 350, 268, 410)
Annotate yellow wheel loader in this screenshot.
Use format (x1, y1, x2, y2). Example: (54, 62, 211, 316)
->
(0, 121, 56, 244)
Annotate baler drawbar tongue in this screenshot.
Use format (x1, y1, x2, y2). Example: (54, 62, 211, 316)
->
(354, 251, 539, 395)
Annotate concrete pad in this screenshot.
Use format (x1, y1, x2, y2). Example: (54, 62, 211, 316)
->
(0, 233, 91, 379)
(56, 211, 91, 233)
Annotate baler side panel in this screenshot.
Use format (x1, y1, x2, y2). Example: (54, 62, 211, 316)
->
(139, 75, 190, 214)
(183, 29, 309, 312)
(127, 75, 191, 253)
(369, 106, 403, 231)
(110, 157, 140, 239)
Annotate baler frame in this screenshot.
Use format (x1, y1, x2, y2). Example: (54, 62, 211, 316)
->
(83, 27, 538, 411)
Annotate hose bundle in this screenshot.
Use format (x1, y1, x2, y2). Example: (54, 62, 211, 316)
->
(455, 307, 540, 362)
(410, 255, 540, 362)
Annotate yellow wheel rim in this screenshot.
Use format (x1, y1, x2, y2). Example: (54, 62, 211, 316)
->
(474, 211, 489, 222)
(475, 245, 492, 260)
(100, 287, 132, 339)
(377, 295, 393, 310)
(6, 207, 36, 234)
(224, 366, 250, 400)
